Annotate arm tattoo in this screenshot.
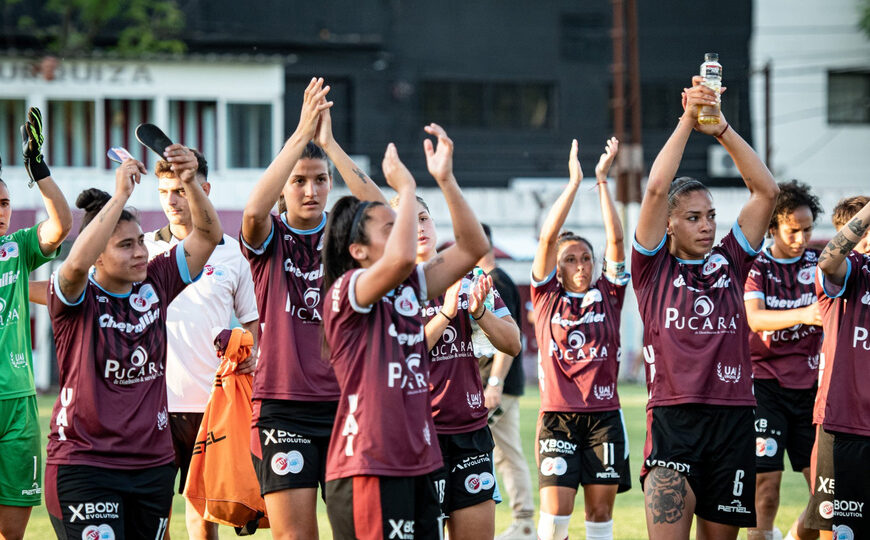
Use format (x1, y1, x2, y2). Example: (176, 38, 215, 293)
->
(352, 167, 369, 184)
(819, 220, 866, 265)
(424, 255, 445, 271)
(201, 209, 213, 225)
(646, 467, 688, 524)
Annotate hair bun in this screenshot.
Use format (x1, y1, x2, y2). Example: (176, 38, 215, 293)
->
(75, 188, 111, 214)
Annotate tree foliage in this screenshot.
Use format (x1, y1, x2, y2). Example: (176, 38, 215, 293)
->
(14, 0, 186, 56)
(861, 0, 870, 39)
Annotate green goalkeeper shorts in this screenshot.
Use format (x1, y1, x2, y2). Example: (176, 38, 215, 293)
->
(0, 395, 42, 506)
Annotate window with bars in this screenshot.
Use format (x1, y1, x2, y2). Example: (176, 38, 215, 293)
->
(47, 100, 95, 167)
(227, 103, 273, 168)
(420, 81, 555, 130)
(168, 100, 218, 166)
(828, 71, 870, 124)
(104, 99, 154, 169)
(0, 100, 26, 169)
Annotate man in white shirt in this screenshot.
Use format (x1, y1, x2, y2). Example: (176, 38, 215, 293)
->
(145, 149, 259, 540)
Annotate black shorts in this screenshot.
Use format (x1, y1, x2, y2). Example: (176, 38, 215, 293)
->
(753, 378, 815, 473)
(831, 431, 870, 539)
(641, 405, 756, 527)
(325, 473, 444, 540)
(250, 399, 336, 496)
(433, 425, 498, 514)
(169, 412, 204, 494)
(537, 410, 631, 493)
(45, 463, 175, 540)
(805, 425, 835, 531)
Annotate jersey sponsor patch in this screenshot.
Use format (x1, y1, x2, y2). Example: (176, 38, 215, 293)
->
(0, 241, 19, 261)
(271, 450, 304, 476)
(540, 456, 568, 476)
(81, 524, 115, 540)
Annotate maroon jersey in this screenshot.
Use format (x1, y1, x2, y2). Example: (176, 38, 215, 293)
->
(631, 222, 759, 408)
(241, 213, 339, 401)
(46, 244, 193, 468)
(324, 265, 442, 480)
(814, 252, 870, 436)
(531, 268, 627, 412)
(423, 272, 511, 434)
(744, 248, 822, 389)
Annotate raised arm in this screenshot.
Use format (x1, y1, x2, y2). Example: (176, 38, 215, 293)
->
(29, 280, 48, 305)
(165, 144, 222, 276)
(314, 107, 386, 204)
(818, 199, 870, 285)
(20, 107, 72, 254)
(595, 138, 624, 264)
(421, 124, 489, 299)
(57, 159, 147, 301)
(531, 139, 583, 282)
(353, 144, 418, 307)
(242, 77, 333, 247)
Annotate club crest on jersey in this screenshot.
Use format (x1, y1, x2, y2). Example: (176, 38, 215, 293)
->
(797, 266, 816, 285)
(0, 242, 19, 261)
(716, 362, 742, 383)
(394, 287, 420, 317)
(129, 284, 158, 312)
(466, 391, 482, 408)
(157, 407, 168, 431)
(580, 288, 602, 308)
(702, 254, 728, 275)
(81, 523, 115, 540)
(203, 264, 228, 281)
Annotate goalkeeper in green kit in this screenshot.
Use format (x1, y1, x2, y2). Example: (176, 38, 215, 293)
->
(0, 107, 71, 539)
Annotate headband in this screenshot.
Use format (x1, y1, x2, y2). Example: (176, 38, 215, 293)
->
(668, 179, 707, 202)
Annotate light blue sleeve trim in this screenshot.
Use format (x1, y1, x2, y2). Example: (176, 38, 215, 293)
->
(492, 306, 511, 319)
(530, 267, 556, 288)
(416, 264, 428, 302)
(348, 269, 373, 314)
(732, 220, 761, 256)
(175, 240, 202, 285)
(743, 291, 765, 301)
(819, 260, 851, 299)
(632, 234, 666, 257)
(52, 270, 85, 306)
(240, 222, 274, 255)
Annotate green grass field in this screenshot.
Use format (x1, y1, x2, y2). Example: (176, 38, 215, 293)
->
(25, 383, 811, 539)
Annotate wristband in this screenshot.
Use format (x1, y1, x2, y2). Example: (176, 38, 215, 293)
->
(439, 310, 454, 322)
(472, 306, 487, 321)
(715, 123, 731, 139)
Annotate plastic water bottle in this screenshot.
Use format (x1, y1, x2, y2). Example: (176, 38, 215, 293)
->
(698, 52, 722, 125)
(470, 268, 496, 358)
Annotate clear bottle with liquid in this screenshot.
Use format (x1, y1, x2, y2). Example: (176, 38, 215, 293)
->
(469, 267, 496, 358)
(698, 52, 722, 125)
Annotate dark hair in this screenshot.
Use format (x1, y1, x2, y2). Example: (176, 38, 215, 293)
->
(322, 196, 384, 290)
(154, 148, 209, 181)
(77, 188, 137, 233)
(667, 177, 710, 214)
(481, 223, 492, 248)
(278, 142, 331, 214)
(556, 231, 594, 258)
(389, 194, 429, 213)
(770, 180, 822, 229)
(832, 196, 869, 229)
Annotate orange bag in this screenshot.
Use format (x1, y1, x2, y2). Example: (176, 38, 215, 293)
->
(184, 328, 270, 531)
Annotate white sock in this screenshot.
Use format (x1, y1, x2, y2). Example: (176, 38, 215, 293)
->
(537, 512, 571, 540)
(585, 520, 613, 540)
(784, 533, 797, 540)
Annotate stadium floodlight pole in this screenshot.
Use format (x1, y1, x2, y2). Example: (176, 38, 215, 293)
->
(611, 0, 627, 206)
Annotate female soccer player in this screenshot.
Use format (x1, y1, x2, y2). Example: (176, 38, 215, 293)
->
(531, 137, 630, 540)
(743, 180, 823, 540)
(409, 151, 522, 538)
(632, 77, 779, 540)
(0, 107, 71, 540)
(321, 127, 490, 539)
(240, 77, 385, 539)
(44, 147, 221, 539)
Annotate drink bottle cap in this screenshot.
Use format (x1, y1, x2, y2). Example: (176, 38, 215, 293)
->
(705, 52, 719, 62)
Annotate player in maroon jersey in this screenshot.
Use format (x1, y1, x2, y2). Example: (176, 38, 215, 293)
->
(408, 163, 522, 537)
(321, 128, 490, 540)
(633, 77, 779, 540)
(744, 180, 824, 540)
(803, 196, 870, 540)
(240, 77, 385, 539)
(44, 147, 221, 539)
(531, 137, 629, 540)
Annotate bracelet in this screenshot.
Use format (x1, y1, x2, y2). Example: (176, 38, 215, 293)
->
(439, 310, 454, 322)
(596, 180, 607, 187)
(472, 306, 487, 321)
(715, 123, 730, 139)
